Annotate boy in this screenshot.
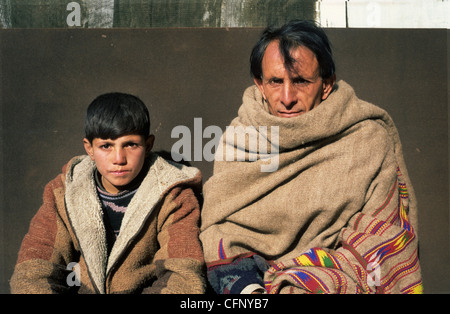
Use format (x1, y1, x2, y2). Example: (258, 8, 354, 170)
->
(10, 93, 206, 294)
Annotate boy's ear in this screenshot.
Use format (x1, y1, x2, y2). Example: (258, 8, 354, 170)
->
(83, 138, 94, 160)
(146, 135, 155, 156)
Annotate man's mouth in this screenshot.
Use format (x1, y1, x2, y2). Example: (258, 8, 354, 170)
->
(278, 111, 303, 117)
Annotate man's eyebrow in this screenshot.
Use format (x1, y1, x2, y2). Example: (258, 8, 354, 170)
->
(291, 74, 308, 80)
(267, 76, 283, 82)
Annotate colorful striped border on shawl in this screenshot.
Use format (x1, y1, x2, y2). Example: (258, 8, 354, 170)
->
(363, 226, 415, 265)
(354, 168, 421, 293)
(218, 238, 227, 260)
(265, 165, 423, 294)
(381, 249, 421, 292)
(265, 248, 348, 294)
(401, 280, 424, 294)
(266, 268, 331, 294)
(293, 247, 341, 269)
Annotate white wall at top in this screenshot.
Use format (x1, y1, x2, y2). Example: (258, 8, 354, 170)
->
(316, 0, 449, 28)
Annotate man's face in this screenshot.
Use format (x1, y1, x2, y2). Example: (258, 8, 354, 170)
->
(83, 134, 154, 194)
(254, 41, 335, 118)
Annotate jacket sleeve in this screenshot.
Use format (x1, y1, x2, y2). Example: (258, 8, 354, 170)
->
(264, 159, 423, 294)
(10, 175, 79, 294)
(142, 184, 206, 294)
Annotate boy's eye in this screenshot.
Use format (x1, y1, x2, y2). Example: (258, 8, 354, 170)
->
(125, 142, 139, 148)
(97, 142, 112, 149)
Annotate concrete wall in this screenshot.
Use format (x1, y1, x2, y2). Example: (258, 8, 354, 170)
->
(2, 0, 448, 29)
(0, 0, 316, 28)
(0, 27, 448, 293)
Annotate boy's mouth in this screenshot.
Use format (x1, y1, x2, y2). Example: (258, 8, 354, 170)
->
(110, 170, 130, 176)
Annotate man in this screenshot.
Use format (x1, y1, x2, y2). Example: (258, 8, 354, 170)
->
(200, 20, 423, 294)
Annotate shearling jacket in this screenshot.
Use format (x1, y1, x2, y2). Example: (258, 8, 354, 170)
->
(11, 153, 206, 294)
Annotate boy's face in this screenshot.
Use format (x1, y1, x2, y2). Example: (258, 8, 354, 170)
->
(83, 134, 154, 194)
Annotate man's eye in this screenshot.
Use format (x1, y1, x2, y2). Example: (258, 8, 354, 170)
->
(100, 144, 111, 149)
(268, 78, 283, 85)
(293, 78, 308, 85)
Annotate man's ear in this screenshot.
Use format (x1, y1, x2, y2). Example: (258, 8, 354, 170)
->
(83, 138, 94, 160)
(146, 135, 155, 156)
(321, 74, 336, 100)
(254, 77, 267, 100)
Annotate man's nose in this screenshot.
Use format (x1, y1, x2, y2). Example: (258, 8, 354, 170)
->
(280, 82, 297, 107)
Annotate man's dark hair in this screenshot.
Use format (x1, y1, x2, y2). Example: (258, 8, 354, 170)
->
(85, 92, 150, 143)
(250, 20, 335, 80)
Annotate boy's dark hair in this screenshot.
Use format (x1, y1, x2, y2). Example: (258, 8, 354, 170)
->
(250, 20, 335, 80)
(85, 92, 150, 143)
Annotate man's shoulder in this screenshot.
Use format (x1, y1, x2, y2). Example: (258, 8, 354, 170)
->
(343, 117, 394, 162)
(355, 117, 390, 136)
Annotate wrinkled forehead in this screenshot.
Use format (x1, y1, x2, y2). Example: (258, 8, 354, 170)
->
(263, 40, 320, 78)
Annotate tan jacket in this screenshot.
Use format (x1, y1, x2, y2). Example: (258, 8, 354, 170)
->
(11, 153, 206, 294)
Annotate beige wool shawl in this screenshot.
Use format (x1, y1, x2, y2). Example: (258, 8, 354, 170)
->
(200, 80, 422, 293)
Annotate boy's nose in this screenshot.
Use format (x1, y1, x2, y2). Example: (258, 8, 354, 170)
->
(113, 148, 127, 164)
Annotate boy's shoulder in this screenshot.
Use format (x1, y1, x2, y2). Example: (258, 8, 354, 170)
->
(148, 151, 202, 188)
(62, 155, 94, 180)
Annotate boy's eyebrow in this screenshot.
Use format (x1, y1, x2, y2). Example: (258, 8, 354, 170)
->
(95, 135, 143, 145)
(98, 139, 114, 143)
(123, 140, 140, 145)
(94, 139, 116, 147)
